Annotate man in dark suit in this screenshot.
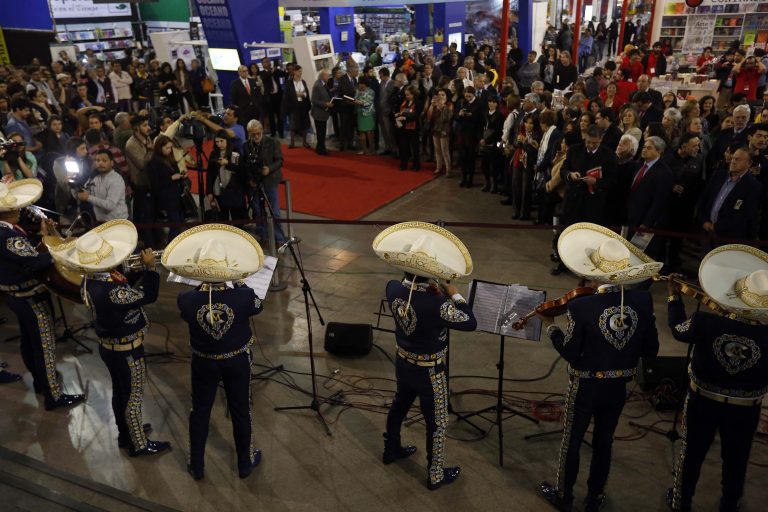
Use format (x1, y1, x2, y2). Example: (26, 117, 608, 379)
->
(627, 136, 674, 262)
(454, 86, 484, 188)
(665, 132, 704, 270)
(628, 76, 664, 108)
(560, 124, 618, 227)
(311, 68, 333, 155)
(697, 146, 762, 244)
(535, 110, 562, 224)
(229, 65, 262, 128)
(595, 108, 623, 152)
(710, 104, 751, 167)
(259, 58, 285, 137)
(336, 65, 359, 151)
(378, 68, 396, 156)
(633, 91, 663, 131)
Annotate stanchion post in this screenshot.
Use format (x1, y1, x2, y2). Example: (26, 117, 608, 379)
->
(282, 179, 293, 240)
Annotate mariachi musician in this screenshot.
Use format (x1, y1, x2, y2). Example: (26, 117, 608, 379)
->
(0, 178, 85, 410)
(162, 224, 266, 481)
(666, 245, 768, 512)
(48, 219, 170, 457)
(372, 221, 477, 490)
(538, 223, 661, 512)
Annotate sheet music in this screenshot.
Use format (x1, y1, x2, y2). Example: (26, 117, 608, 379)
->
(166, 256, 277, 299)
(469, 280, 546, 341)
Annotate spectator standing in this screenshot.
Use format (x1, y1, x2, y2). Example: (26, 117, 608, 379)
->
(643, 42, 668, 78)
(553, 51, 578, 91)
(732, 54, 766, 101)
(539, 46, 557, 91)
(77, 149, 128, 223)
(311, 69, 333, 156)
(230, 65, 262, 127)
(189, 59, 208, 111)
(89, 65, 116, 107)
(125, 115, 157, 248)
(259, 58, 286, 138)
(206, 130, 247, 221)
(109, 62, 133, 113)
(241, 120, 284, 243)
(517, 52, 541, 95)
(147, 134, 186, 243)
(479, 96, 505, 193)
(427, 88, 453, 176)
(85, 128, 127, 177)
(194, 105, 246, 152)
(697, 147, 762, 244)
(665, 132, 703, 270)
(394, 86, 420, 171)
(336, 65, 360, 152)
(511, 114, 540, 220)
(355, 78, 376, 155)
(282, 65, 311, 149)
(112, 112, 132, 153)
(5, 98, 42, 154)
(377, 68, 396, 156)
(455, 86, 483, 187)
(627, 136, 674, 261)
(578, 29, 594, 73)
(619, 106, 643, 142)
(39, 115, 70, 155)
(534, 109, 562, 223)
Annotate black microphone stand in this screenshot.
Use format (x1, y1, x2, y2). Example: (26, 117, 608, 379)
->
(251, 182, 334, 436)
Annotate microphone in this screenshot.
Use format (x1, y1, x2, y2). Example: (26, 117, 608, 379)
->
(277, 236, 301, 254)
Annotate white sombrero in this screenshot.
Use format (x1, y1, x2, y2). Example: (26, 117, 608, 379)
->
(161, 223, 264, 283)
(0, 179, 43, 212)
(699, 244, 768, 322)
(558, 223, 662, 284)
(48, 219, 138, 273)
(372, 221, 473, 280)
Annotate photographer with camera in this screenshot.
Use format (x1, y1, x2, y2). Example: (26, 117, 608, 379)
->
(206, 130, 246, 221)
(193, 105, 245, 151)
(732, 53, 766, 101)
(77, 149, 128, 223)
(4, 98, 42, 155)
(1, 132, 37, 180)
(241, 120, 285, 243)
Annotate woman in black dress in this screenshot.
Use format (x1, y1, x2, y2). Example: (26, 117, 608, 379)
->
(147, 134, 185, 243)
(206, 130, 247, 221)
(282, 65, 311, 148)
(158, 62, 180, 110)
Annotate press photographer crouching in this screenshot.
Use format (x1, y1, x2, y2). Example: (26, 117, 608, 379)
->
(206, 130, 246, 222)
(77, 149, 128, 223)
(241, 120, 285, 244)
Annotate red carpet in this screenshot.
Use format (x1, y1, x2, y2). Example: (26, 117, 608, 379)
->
(189, 143, 435, 220)
(281, 147, 435, 220)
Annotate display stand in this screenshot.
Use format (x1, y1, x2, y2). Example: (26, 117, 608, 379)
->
(461, 280, 545, 466)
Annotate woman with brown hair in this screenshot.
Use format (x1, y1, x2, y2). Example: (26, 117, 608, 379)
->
(147, 134, 186, 243)
(282, 65, 312, 149)
(619, 106, 643, 142)
(174, 59, 195, 112)
(427, 88, 453, 176)
(395, 86, 420, 171)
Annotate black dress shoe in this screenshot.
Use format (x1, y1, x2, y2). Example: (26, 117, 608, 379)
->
(382, 444, 417, 464)
(239, 449, 263, 479)
(550, 263, 566, 276)
(539, 481, 573, 511)
(118, 424, 153, 448)
(481, 184, 491, 192)
(128, 440, 171, 457)
(45, 393, 86, 411)
(500, 198, 514, 205)
(550, 252, 561, 263)
(0, 369, 22, 384)
(584, 493, 606, 512)
(427, 467, 461, 490)
(187, 464, 204, 481)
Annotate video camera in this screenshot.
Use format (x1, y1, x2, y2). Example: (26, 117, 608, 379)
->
(0, 137, 24, 161)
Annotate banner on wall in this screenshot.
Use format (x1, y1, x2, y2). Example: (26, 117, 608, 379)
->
(465, 0, 520, 42)
(682, 15, 716, 53)
(50, 0, 132, 19)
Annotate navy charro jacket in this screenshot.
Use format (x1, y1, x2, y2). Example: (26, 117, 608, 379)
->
(386, 279, 477, 358)
(668, 298, 768, 399)
(178, 282, 263, 357)
(0, 223, 52, 293)
(82, 270, 160, 343)
(550, 287, 660, 380)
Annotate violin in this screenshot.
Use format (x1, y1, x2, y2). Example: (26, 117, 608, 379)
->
(512, 287, 596, 330)
(653, 274, 727, 316)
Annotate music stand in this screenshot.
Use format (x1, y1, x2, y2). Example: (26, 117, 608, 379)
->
(461, 279, 545, 466)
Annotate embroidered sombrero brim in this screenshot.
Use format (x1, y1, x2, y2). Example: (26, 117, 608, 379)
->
(161, 223, 264, 283)
(48, 219, 138, 272)
(0, 179, 44, 212)
(558, 223, 662, 284)
(700, 244, 768, 321)
(372, 221, 473, 280)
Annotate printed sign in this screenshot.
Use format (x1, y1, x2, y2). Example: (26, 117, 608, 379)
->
(50, 0, 131, 19)
(682, 15, 716, 53)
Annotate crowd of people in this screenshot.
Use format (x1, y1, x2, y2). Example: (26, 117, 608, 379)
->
(2, 20, 768, 267)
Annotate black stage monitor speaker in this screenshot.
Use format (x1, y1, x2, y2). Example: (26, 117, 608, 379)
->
(324, 322, 373, 357)
(638, 356, 689, 410)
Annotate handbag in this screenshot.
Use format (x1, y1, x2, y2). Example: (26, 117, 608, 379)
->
(179, 178, 200, 219)
(201, 77, 215, 94)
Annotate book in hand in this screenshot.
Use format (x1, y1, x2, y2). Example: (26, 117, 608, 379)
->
(585, 167, 602, 194)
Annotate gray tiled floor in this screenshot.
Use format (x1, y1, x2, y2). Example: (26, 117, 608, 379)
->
(0, 173, 766, 511)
